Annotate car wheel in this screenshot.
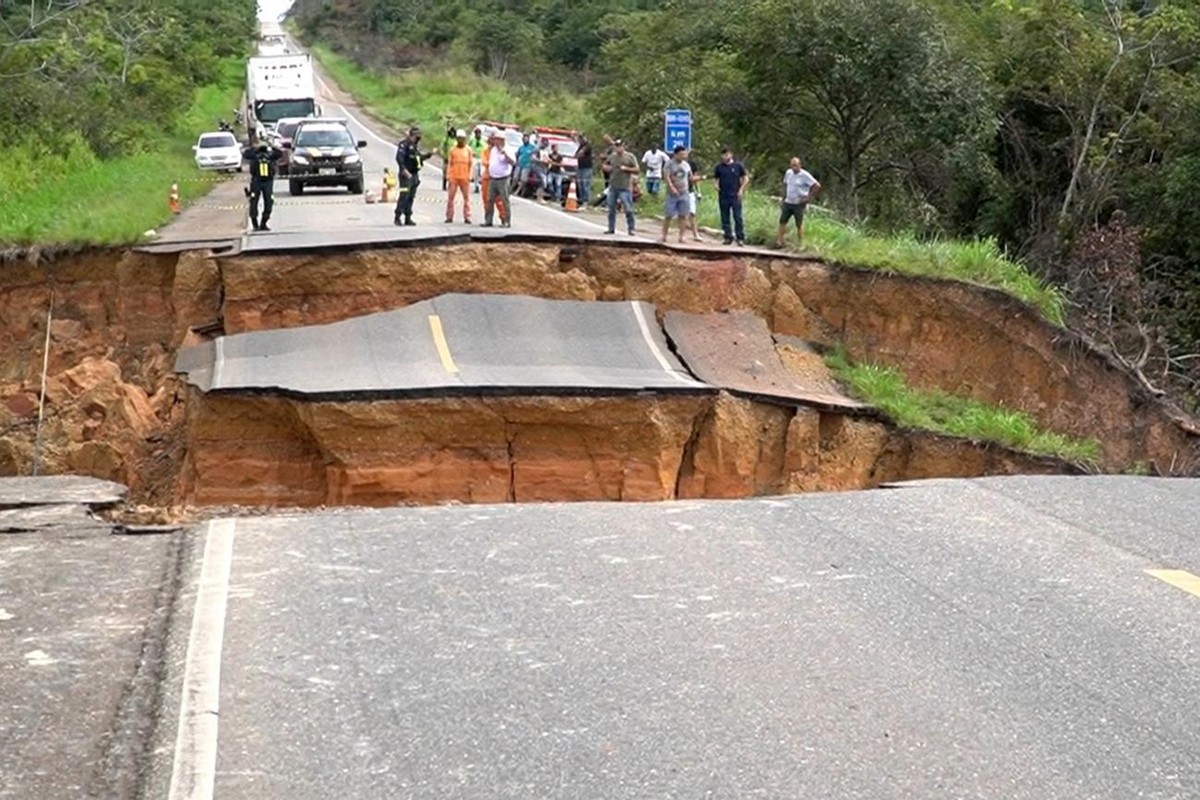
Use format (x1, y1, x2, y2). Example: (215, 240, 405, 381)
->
(348, 178, 364, 195)
(289, 180, 304, 196)
(236, 164, 243, 173)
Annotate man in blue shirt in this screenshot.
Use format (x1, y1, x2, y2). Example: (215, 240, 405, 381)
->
(712, 147, 749, 245)
(515, 133, 537, 196)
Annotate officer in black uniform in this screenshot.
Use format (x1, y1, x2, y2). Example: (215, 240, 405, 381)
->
(242, 141, 282, 232)
(394, 126, 432, 226)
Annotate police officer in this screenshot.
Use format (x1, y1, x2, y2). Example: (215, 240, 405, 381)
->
(394, 126, 432, 226)
(242, 141, 282, 232)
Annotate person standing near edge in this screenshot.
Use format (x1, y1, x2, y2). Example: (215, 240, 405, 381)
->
(685, 149, 704, 241)
(483, 131, 516, 227)
(574, 133, 594, 206)
(242, 140, 283, 232)
(775, 156, 821, 247)
(604, 138, 639, 235)
(661, 145, 692, 243)
(444, 129, 473, 224)
(468, 126, 486, 193)
(440, 125, 456, 190)
(641, 143, 668, 196)
(394, 126, 431, 227)
(713, 147, 749, 245)
(515, 133, 537, 195)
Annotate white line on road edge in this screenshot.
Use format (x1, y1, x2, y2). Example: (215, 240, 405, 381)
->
(630, 301, 696, 385)
(168, 519, 236, 800)
(212, 337, 225, 390)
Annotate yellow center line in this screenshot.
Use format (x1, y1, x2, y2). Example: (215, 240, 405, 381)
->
(428, 314, 459, 374)
(1145, 569, 1200, 599)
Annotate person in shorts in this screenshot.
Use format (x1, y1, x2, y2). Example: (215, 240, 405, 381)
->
(661, 145, 692, 243)
(776, 156, 821, 247)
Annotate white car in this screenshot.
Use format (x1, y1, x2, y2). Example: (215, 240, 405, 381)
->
(193, 131, 243, 172)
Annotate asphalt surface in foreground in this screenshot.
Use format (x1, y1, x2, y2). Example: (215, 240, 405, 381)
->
(149, 476, 1200, 799)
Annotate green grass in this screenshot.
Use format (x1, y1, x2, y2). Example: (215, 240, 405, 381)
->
(310, 44, 594, 135)
(697, 192, 1065, 325)
(825, 349, 1101, 466)
(0, 58, 245, 246)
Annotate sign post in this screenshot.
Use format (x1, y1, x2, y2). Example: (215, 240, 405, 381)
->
(664, 109, 692, 151)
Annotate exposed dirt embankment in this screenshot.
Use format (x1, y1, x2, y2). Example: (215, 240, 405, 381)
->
(0, 249, 204, 504)
(179, 392, 1065, 507)
(0, 240, 1194, 508)
(221, 243, 1198, 474)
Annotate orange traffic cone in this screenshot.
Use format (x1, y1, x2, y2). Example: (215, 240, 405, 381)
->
(565, 177, 578, 212)
(168, 182, 181, 214)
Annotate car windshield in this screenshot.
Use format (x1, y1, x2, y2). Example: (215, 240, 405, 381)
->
(295, 127, 355, 148)
(276, 121, 301, 139)
(547, 139, 577, 157)
(199, 134, 236, 149)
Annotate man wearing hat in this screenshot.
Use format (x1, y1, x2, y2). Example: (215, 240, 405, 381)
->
(241, 139, 283, 232)
(394, 126, 430, 226)
(445, 129, 474, 224)
(483, 129, 516, 227)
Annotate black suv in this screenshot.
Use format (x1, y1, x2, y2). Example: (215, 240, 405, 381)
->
(285, 119, 367, 195)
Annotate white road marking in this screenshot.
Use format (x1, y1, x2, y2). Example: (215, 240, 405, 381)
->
(630, 301, 696, 384)
(0, 608, 13, 621)
(24, 649, 56, 666)
(169, 518, 236, 800)
(212, 338, 225, 389)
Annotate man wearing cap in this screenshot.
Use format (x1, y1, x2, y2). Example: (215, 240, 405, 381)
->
(483, 130, 516, 228)
(445, 129, 474, 224)
(394, 126, 429, 226)
(604, 138, 639, 236)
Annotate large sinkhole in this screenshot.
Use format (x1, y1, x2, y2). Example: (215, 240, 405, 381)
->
(0, 240, 1193, 510)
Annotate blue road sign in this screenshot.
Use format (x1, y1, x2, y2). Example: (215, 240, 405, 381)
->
(664, 109, 692, 151)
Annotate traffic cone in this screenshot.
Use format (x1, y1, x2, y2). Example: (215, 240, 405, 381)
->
(168, 182, 181, 214)
(565, 177, 578, 212)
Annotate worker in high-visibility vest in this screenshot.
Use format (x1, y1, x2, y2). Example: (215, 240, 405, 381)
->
(444, 129, 473, 224)
(241, 141, 283, 232)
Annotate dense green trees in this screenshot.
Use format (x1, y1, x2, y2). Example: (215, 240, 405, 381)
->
(0, 0, 254, 157)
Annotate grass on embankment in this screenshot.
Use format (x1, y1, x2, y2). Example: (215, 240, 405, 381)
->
(310, 44, 594, 135)
(825, 349, 1101, 466)
(0, 59, 244, 247)
(697, 193, 1065, 325)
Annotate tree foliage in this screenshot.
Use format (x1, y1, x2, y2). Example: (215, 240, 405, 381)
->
(0, 0, 254, 157)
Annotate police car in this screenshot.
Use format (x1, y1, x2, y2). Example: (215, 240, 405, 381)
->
(284, 119, 367, 195)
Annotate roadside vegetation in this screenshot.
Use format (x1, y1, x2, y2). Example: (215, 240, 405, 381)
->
(825, 349, 1102, 466)
(696, 194, 1066, 325)
(310, 44, 594, 135)
(0, 60, 244, 246)
(0, 0, 254, 246)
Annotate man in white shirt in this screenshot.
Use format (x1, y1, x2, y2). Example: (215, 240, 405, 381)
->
(641, 144, 669, 196)
(776, 156, 821, 248)
(484, 131, 516, 227)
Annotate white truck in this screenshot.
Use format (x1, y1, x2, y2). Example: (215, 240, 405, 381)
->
(246, 54, 319, 141)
